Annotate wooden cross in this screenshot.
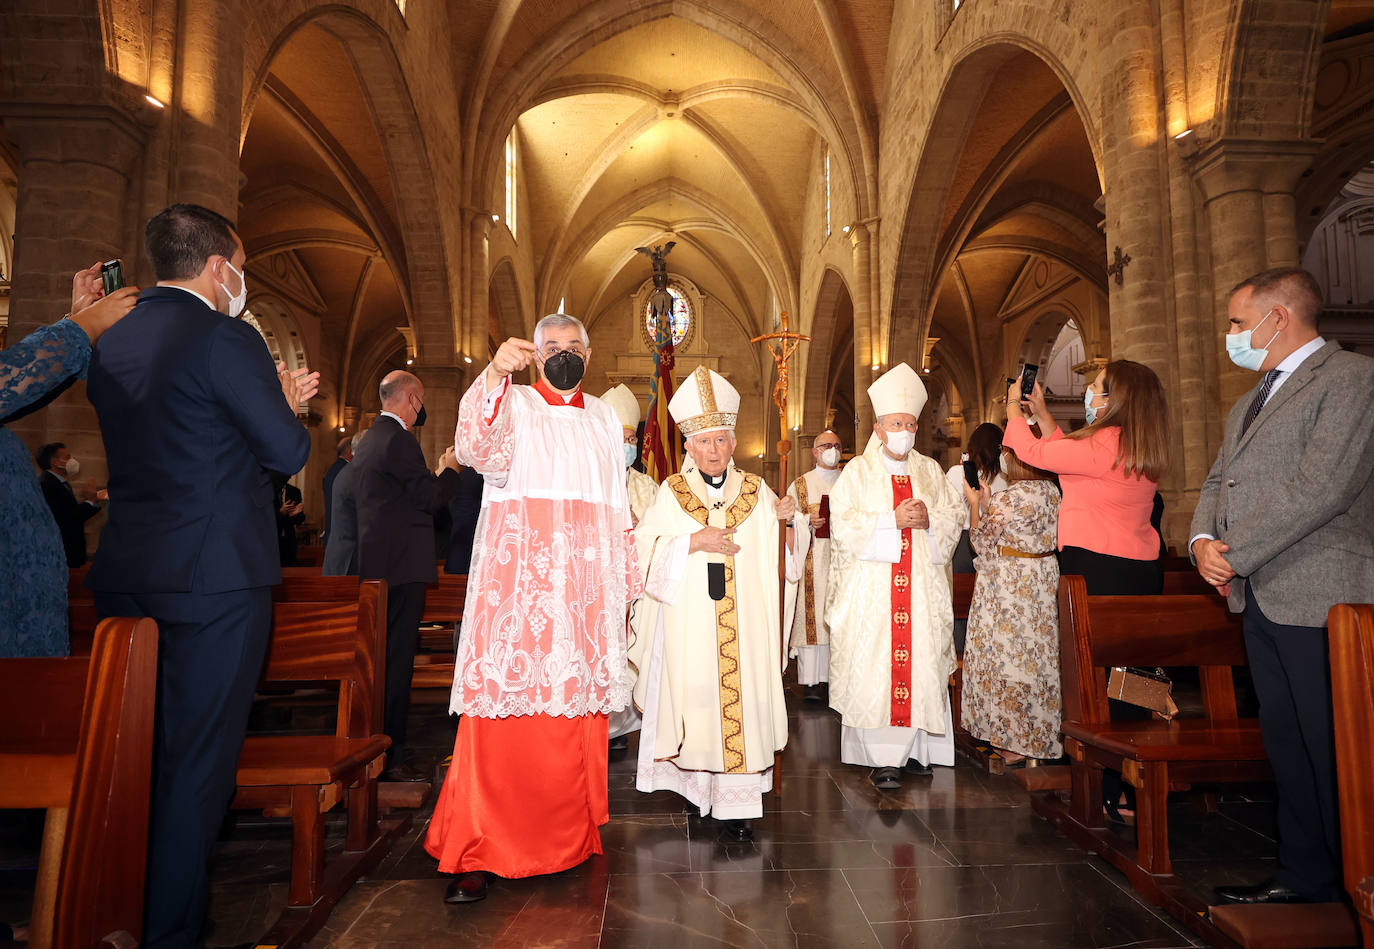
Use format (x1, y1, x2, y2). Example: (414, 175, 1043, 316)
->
(751, 311, 811, 459)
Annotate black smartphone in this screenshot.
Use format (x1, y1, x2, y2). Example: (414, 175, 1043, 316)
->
(100, 259, 124, 295)
(962, 458, 980, 490)
(1019, 363, 1040, 400)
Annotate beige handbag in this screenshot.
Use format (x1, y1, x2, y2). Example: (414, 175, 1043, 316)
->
(1107, 666, 1179, 719)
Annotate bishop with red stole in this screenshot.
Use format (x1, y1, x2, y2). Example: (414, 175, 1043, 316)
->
(826, 363, 964, 790)
(426, 316, 640, 903)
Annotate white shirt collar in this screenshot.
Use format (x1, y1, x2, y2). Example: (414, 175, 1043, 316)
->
(881, 451, 908, 475)
(380, 410, 409, 431)
(814, 464, 841, 482)
(1275, 336, 1326, 375)
(50, 470, 68, 484)
(158, 283, 218, 311)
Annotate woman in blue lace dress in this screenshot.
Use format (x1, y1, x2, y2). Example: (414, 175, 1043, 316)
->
(1, 267, 138, 656)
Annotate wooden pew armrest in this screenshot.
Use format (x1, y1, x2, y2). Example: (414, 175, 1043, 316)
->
(236, 735, 390, 787)
(1061, 719, 1268, 761)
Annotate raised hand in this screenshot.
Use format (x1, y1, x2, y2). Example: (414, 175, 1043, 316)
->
(71, 262, 105, 314)
(277, 361, 321, 408)
(486, 337, 539, 389)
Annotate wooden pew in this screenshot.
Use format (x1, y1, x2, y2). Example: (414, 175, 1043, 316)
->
(1204, 602, 1370, 949)
(232, 580, 405, 949)
(1330, 603, 1374, 944)
(411, 572, 468, 689)
(1031, 575, 1271, 946)
(0, 617, 158, 949)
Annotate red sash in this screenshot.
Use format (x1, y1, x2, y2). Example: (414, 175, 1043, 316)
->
(889, 475, 913, 727)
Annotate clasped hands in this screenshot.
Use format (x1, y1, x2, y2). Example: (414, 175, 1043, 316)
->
(689, 497, 797, 556)
(895, 497, 930, 530)
(1192, 538, 1237, 597)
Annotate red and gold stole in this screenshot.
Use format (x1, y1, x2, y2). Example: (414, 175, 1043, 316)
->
(889, 475, 914, 727)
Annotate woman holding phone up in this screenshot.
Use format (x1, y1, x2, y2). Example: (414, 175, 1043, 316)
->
(1003, 360, 1168, 595)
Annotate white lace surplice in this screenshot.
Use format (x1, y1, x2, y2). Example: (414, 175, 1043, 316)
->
(451, 376, 641, 718)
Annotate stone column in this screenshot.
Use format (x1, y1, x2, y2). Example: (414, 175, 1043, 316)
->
(2, 105, 149, 482)
(168, 0, 243, 215)
(413, 364, 463, 466)
(1190, 139, 1318, 412)
(469, 213, 492, 360)
(849, 224, 875, 443)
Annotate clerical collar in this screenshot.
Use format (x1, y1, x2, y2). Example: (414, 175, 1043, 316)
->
(534, 377, 584, 408)
(701, 470, 728, 489)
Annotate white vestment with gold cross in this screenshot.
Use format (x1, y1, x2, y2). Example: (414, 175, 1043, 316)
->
(627, 461, 806, 819)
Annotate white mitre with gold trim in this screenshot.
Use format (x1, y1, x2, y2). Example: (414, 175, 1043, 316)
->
(867, 362, 928, 418)
(600, 384, 641, 431)
(669, 365, 739, 436)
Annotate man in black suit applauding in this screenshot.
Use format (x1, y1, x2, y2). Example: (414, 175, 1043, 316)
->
(36, 441, 103, 567)
(86, 203, 319, 949)
(354, 370, 461, 781)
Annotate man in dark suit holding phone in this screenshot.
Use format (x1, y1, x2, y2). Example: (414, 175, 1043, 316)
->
(353, 369, 461, 781)
(86, 203, 319, 949)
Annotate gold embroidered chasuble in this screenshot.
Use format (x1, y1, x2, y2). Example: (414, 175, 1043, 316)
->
(627, 464, 789, 774)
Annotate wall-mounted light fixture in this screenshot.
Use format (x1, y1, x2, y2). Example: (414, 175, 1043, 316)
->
(1173, 129, 1199, 158)
(144, 94, 165, 109)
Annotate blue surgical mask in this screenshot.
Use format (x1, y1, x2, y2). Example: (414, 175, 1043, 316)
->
(1083, 386, 1104, 425)
(623, 443, 637, 468)
(1225, 308, 1280, 372)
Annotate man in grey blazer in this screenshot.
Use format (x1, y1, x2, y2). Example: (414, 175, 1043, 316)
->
(323, 431, 364, 576)
(1191, 267, 1374, 906)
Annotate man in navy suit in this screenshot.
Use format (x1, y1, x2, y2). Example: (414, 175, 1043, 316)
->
(86, 204, 319, 949)
(36, 441, 103, 567)
(353, 370, 461, 780)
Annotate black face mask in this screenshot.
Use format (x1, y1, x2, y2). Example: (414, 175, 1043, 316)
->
(542, 350, 585, 391)
(413, 402, 428, 428)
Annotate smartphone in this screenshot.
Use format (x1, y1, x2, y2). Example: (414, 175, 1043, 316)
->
(962, 459, 980, 490)
(1019, 363, 1040, 400)
(100, 259, 124, 295)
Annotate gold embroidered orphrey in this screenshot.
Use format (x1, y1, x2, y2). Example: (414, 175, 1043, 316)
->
(667, 472, 762, 773)
(793, 474, 817, 645)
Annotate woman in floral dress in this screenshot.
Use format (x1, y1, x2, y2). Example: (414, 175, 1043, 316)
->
(960, 446, 1062, 763)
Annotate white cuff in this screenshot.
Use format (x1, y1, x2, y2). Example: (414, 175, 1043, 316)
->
(859, 511, 902, 563)
(925, 513, 952, 567)
(646, 534, 691, 604)
(1187, 533, 1215, 565)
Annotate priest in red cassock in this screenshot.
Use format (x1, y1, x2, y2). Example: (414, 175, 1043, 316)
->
(425, 314, 640, 904)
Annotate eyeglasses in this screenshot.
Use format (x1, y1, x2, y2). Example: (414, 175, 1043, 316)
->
(541, 343, 586, 357)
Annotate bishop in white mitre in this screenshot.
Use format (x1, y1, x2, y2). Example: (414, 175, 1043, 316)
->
(826, 362, 964, 790)
(600, 383, 658, 745)
(601, 384, 659, 525)
(628, 365, 805, 840)
(784, 429, 843, 703)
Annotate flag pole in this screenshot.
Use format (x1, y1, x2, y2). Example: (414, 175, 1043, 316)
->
(751, 312, 810, 799)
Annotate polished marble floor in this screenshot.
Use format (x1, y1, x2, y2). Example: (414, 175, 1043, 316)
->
(0, 682, 1281, 948)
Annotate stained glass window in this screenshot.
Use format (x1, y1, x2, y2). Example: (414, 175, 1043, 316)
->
(643, 285, 692, 348)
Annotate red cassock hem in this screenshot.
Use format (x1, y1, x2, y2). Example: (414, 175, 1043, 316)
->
(424, 712, 610, 878)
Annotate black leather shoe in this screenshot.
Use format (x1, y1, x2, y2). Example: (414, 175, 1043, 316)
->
(722, 819, 754, 842)
(903, 758, 933, 776)
(871, 766, 902, 789)
(1213, 879, 1308, 905)
(609, 734, 629, 751)
(802, 684, 825, 703)
(381, 761, 428, 783)
(444, 871, 490, 903)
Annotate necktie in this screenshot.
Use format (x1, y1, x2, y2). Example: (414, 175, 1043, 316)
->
(1241, 369, 1280, 436)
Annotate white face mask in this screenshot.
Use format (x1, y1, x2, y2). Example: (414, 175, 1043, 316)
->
(220, 261, 248, 319)
(819, 446, 840, 468)
(623, 443, 637, 468)
(998, 453, 1009, 475)
(883, 430, 915, 457)
(64, 457, 80, 477)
